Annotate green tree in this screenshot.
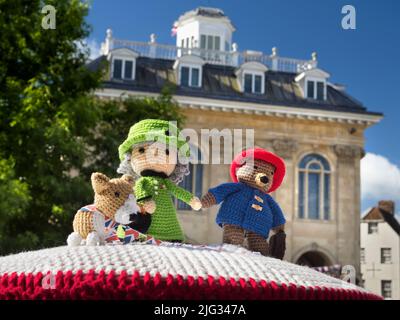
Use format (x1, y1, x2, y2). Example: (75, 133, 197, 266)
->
(0, 0, 103, 254)
(0, 1, 184, 255)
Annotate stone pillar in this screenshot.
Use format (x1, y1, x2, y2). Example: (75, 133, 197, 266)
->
(271, 139, 298, 260)
(333, 144, 364, 275)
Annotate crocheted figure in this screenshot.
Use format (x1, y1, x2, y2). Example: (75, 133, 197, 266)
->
(67, 172, 157, 246)
(117, 119, 202, 242)
(201, 148, 287, 259)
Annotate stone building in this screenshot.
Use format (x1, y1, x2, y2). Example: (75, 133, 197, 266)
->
(89, 7, 382, 272)
(361, 201, 400, 299)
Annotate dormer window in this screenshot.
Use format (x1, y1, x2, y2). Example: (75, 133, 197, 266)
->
(244, 73, 263, 94)
(112, 59, 134, 80)
(180, 66, 200, 87)
(108, 48, 138, 81)
(306, 80, 325, 100)
(295, 68, 330, 101)
(173, 55, 204, 88)
(235, 61, 268, 95)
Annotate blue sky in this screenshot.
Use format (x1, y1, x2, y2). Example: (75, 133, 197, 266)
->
(86, 0, 400, 215)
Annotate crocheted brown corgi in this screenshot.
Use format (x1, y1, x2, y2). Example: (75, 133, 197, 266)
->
(67, 172, 154, 246)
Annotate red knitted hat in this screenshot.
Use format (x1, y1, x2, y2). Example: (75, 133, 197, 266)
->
(230, 148, 286, 193)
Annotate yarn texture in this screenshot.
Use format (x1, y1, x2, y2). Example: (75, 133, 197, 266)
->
(210, 182, 286, 238)
(135, 176, 193, 241)
(0, 244, 382, 300)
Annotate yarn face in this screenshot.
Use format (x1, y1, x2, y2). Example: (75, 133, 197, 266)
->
(92, 173, 136, 220)
(236, 159, 276, 193)
(130, 142, 177, 178)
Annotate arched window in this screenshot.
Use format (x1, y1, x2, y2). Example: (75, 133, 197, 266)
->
(176, 146, 203, 211)
(298, 154, 331, 220)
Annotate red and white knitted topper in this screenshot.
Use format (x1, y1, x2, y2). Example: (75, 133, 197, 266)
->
(0, 243, 381, 300)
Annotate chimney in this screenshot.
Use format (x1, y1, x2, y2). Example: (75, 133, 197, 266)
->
(378, 200, 395, 215)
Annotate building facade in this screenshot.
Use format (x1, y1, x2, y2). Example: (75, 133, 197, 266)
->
(361, 201, 400, 299)
(90, 7, 382, 272)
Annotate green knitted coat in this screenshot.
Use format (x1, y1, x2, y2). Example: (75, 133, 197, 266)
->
(135, 176, 193, 241)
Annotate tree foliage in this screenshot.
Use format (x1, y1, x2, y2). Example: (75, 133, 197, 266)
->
(0, 1, 184, 255)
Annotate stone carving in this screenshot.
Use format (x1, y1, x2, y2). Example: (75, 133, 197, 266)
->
(271, 139, 298, 158)
(333, 144, 365, 159)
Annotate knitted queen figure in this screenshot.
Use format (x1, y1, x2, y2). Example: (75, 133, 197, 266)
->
(201, 148, 287, 259)
(117, 119, 202, 242)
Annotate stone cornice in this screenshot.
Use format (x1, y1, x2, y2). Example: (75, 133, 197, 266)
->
(94, 88, 383, 127)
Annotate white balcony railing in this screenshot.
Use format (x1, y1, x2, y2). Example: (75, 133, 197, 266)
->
(100, 30, 318, 73)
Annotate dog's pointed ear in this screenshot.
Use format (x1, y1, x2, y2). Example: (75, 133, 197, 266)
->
(91, 172, 110, 194)
(121, 174, 134, 185)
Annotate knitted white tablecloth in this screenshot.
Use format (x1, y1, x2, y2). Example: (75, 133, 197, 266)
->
(0, 243, 381, 300)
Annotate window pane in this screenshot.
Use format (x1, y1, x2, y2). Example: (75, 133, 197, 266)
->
(317, 82, 324, 100)
(225, 41, 230, 51)
(368, 222, 378, 234)
(381, 248, 391, 263)
(299, 172, 305, 218)
(244, 74, 252, 93)
(254, 75, 262, 93)
(381, 281, 392, 298)
(360, 248, 365, 264)
(309, 162, 321, 170)
(191, 68, 199, 87)
(214, 36, 220, 51)
(180, 66, 189, 86)
(299, 154, 330, 171)
(207, 35, 213, 49)
(308, 172, 320, 219)
(307, 80, 314, 98)
(113, 59, 122, 79)
(200, 35, 206, 49)
(324, 174, 330, 220)
(124, 60, 133, 79)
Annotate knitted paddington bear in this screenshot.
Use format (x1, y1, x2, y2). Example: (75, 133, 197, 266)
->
(201, 148, 287, 259)
(67, 172, 159, 246)
(117, 119, 202, 242)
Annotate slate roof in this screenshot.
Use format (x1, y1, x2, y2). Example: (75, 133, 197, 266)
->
(363, 207, 400, 236)
(88, 56, 382, 116)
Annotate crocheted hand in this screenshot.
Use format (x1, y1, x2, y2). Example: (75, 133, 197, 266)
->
(189, 197, 202, 211)
(142, 199, 156, 214)
(269, 230, 286, 260)
(200, 192, 216, 208)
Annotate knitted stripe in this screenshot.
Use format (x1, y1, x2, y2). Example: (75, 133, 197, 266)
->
(0, 271, 382, 300)
(0, 244, 382, 300)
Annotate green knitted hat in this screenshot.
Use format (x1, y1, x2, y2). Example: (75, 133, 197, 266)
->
(118, 119, 189, 160)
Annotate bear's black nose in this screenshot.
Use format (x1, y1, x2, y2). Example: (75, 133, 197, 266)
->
(260, 176, 269, 184)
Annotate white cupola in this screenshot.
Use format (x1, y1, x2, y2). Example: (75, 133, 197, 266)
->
(173, 7, 235, 52)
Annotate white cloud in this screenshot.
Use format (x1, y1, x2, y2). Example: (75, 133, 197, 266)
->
(86, 39, 101, 60)
(75, 38, 101, 61)
(361, 153, 400, 203)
